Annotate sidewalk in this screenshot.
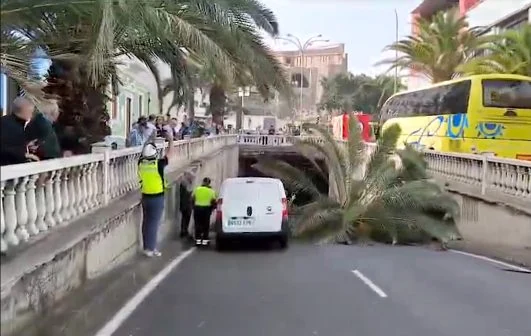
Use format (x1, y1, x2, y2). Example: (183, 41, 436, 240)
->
(16, 239, 193, 336)
(448, 240, 531, 269)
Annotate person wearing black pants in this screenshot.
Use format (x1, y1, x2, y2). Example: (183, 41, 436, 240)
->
(192, 177, 217, 246)
(193, 206, 211, 243)
(178, 172, 194, 239)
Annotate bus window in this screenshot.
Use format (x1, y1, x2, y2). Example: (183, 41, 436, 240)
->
(441, 80, 471, 115)
(482, 79, 531, 109)
(381, 80, 472, 119)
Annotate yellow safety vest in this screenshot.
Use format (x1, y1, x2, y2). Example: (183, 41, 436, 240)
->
(193, 185, 216, 206)
(138, 160, 165, 195)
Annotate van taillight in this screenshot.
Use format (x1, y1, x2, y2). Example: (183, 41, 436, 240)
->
(281, 198, 288, 220)
(216, 199, 223, 221)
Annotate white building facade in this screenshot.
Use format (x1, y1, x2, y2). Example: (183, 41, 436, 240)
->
(466, 0, 530, 30)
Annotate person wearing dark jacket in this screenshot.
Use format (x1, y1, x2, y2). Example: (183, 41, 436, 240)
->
(25, 100, 61, 160)
(0, 96, 40, 166)
(178, 171, 194, 239)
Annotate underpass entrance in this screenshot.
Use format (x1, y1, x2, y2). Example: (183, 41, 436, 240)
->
(238, 153, 329, 207)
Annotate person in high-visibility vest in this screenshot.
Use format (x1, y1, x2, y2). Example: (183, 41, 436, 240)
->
(192, 177, 217, 246)
(138, 133, 174, 257)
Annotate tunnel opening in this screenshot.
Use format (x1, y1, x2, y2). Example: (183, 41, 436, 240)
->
(238, 154, 329, 207)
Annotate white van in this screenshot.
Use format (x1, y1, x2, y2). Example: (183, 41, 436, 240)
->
(214, 177, 290, 249)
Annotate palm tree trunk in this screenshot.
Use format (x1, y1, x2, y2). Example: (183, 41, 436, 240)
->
(236, 105, 243, 130)
(209, 84, 226, 126)
(187, 88, 195, 122)
(44, 59, 111, 154)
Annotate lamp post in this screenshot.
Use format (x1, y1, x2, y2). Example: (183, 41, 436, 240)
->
(394, 9, 399, 94)
(277, 34, 329, 123)
(237, 86, 250, 130)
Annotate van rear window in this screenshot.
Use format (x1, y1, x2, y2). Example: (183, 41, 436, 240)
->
(482, 79, 531, 109)
(224, 182, 280, 203)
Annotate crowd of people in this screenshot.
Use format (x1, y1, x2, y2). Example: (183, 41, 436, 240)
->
(0, 96, 81, 166)
(0, 95, 229, 166)
(127, 114, 225, 148)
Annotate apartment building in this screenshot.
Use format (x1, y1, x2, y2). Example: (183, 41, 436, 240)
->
(408, 0, 530, 89)
(273, 43, 348, 114)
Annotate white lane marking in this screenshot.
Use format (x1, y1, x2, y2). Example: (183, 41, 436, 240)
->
(351, 269, 388, 298)
(94, 248, 196, 336)
(450, 249, 531, 273)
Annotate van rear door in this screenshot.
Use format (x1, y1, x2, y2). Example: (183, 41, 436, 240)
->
(222, 180, 282, 233)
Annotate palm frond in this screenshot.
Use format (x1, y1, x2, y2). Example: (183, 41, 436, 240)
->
(298, 123, 348, 202)
(252, 159, 322, 199)
(295, 207, 344, 242)
(364, 123, 401, 181)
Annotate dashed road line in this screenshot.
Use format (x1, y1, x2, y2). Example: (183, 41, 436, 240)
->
(351, 269, 388, 298)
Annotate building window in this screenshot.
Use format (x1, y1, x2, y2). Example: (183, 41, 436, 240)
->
(138, 95, 143, 115)
(126, 97, 132, 133)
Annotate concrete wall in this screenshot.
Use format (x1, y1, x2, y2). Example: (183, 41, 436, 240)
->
(449, 192, 531, 249)
(0, 145, 239, 336)
(434, 178, 531, 250)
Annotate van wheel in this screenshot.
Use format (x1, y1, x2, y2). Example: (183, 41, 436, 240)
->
(215, 237, 226, 251)
(279, 237, 288, 249)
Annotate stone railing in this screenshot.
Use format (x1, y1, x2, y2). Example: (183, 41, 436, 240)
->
(237, 134, 296, 146)
(0, 135, 237, 253)
(236, 134, 331, 146)
(424, 150, 531, 202)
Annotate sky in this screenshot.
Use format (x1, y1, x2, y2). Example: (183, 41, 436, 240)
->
(18, 0, 423, 81)
(261, 0, 421, 75)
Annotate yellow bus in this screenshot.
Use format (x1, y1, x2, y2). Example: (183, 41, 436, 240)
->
(380, 74, 531, 161)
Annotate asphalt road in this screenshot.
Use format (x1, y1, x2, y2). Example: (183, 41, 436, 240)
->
(111, 243, 531, 336)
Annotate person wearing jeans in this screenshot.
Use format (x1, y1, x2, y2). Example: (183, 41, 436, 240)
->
(141, 194, 165, 253)
(138, 132, 174, 257)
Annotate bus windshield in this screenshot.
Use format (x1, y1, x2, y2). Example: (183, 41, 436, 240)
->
(482, 79, 531, 109)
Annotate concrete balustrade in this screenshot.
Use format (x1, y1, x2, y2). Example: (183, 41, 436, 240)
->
(424, 150, 531, 203)
(0, 135, 236, 254)
(236, 134, 328, 146)
(1, 135, 529, 255)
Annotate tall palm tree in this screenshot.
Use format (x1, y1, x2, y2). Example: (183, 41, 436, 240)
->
(378, 8, 487, 83)
(2, 0, 291, 148)
(196, 24, 292, 126)
(253, 115, 461, 245)
(459, 24, 531, 76)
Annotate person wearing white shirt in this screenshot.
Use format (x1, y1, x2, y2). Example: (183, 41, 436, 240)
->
(146, 115, 157, 137)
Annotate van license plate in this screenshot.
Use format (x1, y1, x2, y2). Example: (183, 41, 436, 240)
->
(227, 218, 254, 227)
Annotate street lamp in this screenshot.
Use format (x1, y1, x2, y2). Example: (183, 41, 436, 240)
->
(277, 34, 329, 123)
(237, 86, 250, 130)
(394, 9, 399, 94)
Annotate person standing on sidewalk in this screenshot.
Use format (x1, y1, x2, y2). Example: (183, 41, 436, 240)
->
(192, 177, 217, 247)
(178, 171, 194, 239)
(138, 132, 175, 257)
